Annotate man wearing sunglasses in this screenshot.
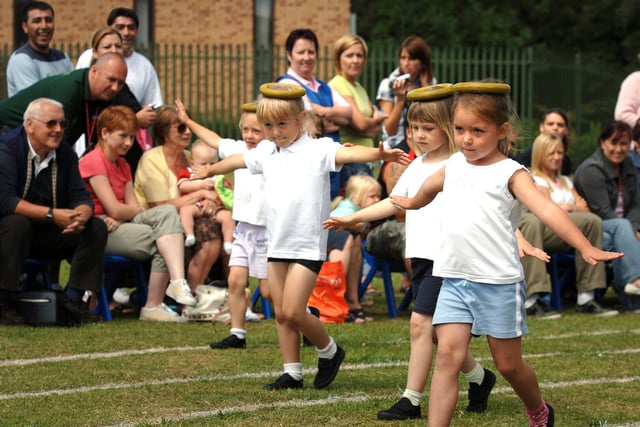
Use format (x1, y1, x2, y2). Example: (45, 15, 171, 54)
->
(0, 98, 108, 325)
(0, 52, 127, 147)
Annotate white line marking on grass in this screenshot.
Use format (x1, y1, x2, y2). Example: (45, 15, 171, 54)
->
(0, 345, 208, 367)
(103, 376, 640, 427)
(2, 328, 638, 368)
(103, 393, 371, 427)
(1, 351, 639, 402)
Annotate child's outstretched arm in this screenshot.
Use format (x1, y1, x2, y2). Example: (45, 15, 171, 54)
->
(175, 99, 223, 150)
(389, 166, 445, 211)
(335, 142, 410, 167)
(323, 198, 400, 231)
(191, 153, 247, 180)
(511, 169, 624, 265)
(515, 229, 550, 262)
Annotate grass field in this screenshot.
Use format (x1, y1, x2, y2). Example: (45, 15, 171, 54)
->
(1, 277, 639, 426)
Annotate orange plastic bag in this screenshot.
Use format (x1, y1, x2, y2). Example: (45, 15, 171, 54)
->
(308, 261, 349, 324)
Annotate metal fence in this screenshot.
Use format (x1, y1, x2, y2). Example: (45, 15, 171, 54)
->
(0, 43, 632, 165)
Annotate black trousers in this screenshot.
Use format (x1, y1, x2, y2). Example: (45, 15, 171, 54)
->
(0, 215, 107, 292)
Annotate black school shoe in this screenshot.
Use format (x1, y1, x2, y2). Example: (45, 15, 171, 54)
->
(209, 334, 246, 349)
(313, 345, 345, 389)
(263, 373, 303, 391)
(377, 397, 422, 420)
(466, 368, 497, 413)
(546, 403, 555, 427)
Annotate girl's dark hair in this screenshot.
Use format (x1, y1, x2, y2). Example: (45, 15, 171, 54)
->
(542, 108, 570, 128)
(399, 36, 434, 84)
(598, 119, 631, 145)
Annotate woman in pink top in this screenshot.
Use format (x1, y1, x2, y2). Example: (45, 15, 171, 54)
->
(79, 105, 194, 322)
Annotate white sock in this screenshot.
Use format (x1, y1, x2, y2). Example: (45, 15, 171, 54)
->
(316, 336, 337, 359)
(577, 291, 595, 306)
(402, 388, 423, 406)
(283, 363, 303, 381)
(463, 362, 485, 385)
(230, 328, 246, 340)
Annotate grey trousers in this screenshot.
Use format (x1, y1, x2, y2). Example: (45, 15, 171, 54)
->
(519, 211, 606, 297)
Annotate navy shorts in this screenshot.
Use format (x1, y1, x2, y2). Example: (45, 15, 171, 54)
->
(410, 258, 443, 316)
(267, 257, 324, 275)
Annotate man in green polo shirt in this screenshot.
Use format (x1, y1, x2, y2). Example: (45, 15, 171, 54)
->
(0, 52, 127, 145)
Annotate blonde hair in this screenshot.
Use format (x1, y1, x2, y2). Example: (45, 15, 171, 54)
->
(407, 96, 457, 155)
(343, 175, 381, 208)
(530, 132, 571, 191)
(333, 34, 368, 76)
(256, 95, 306, 139)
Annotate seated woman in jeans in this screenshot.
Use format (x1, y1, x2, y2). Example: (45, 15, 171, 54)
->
(574, 119, 640, 312)
(519, 132, 616, 317)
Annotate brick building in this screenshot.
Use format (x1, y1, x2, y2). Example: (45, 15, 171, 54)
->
(1, 0, 351, 123)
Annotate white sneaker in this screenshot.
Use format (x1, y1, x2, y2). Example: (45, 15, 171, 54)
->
(139, 303, 186, 322)
(223, 241, 233, 255)
(166, 279, 197, 306)
(624, 282, 640, 296)
(185, 234, 196, 247)
(245, 307, 261, 322)
(112, 288, 130, 305)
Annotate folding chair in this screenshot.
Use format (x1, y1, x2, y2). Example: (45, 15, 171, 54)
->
(359, 241, 412, 318)
(94, 254, 149, 321)
(251, 287, 272, 319)
(547, 252, 576, 310)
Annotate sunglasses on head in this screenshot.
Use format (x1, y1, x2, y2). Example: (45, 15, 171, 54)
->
(31, 117, 68, 129)
(173, 123, 188, 133)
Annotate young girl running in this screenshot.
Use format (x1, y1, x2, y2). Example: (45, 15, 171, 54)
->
(390, 81, 624, 427)
(325, 84, 496, 419)
(175, 100, 269, 349)
(191, 83, 409, 390)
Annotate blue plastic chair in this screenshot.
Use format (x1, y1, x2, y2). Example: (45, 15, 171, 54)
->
(547, 253, 576, 310)
(251, 287, 272, 319)
(94, 255, 149, 321)
(359, 241, 412, 318)
(22, 258, 54, 289)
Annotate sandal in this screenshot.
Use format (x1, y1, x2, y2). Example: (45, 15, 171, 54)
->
(345, 308, 373, 323)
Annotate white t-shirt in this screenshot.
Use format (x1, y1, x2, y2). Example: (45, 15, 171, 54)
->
(434, 152, 525, 284)
(390, 153, 446, 260)
(218, 138, 266, 226)
(533, 175, 575, 205)
(76, 49, 163, 107)
(243, 133, 341, 260)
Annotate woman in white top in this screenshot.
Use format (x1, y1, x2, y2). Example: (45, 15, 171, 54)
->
(519, 132, 617, 317)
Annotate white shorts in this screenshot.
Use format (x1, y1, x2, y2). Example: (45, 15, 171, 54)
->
(433, 278, 528, 339)
(228, 222, 268, 279)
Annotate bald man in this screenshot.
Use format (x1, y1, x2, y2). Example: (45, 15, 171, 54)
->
(0, 53, 127, 145)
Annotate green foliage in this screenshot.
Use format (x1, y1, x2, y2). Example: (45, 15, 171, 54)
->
(352, 0, 640, 66)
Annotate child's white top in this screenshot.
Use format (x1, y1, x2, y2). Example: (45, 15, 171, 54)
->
(533, 175, 575, 206)
(219, 138, 266, 226)
(243, 133, 341, 260)
(434, 152, 525, 284)
(391, 153, 446, 260)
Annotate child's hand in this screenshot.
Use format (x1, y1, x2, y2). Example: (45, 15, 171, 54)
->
(520, 244, 550, 262)
(323, 216, 354, 231)
(174, 99, 190, 123)
(190, 166, 209, 180)
(580, 246, 624, 266)
(378, 142, 410, 166)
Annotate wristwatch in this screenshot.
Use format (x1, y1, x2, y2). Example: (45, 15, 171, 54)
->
(45, 207, 54, 222)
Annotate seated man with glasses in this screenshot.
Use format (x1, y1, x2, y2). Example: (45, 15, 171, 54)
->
(0, 98, 108, 324)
